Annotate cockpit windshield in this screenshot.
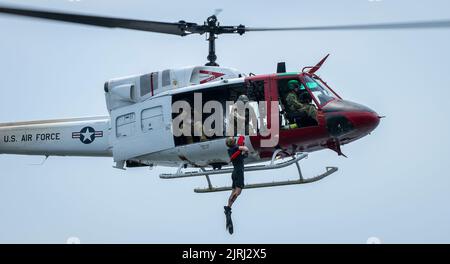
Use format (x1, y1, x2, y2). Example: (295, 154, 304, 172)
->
(301, 76, 337, 105)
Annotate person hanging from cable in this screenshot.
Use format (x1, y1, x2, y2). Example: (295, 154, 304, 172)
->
(224, 135, 248, 234)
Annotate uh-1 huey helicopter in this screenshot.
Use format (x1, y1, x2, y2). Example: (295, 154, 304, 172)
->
(1, 5, 449, 193)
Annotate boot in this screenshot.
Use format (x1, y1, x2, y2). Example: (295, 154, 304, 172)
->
(224, 206, 234, 234)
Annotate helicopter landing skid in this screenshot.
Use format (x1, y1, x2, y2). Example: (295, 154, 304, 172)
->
(159, 152, 338, 193)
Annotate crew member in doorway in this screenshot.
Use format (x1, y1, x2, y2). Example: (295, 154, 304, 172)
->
(227, 94, 257, 136)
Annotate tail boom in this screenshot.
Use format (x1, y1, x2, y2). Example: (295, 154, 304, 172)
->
(0, 116, 112, 157)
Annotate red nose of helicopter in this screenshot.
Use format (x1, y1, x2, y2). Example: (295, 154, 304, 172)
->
(322, 100, 381, 138)
(349, 108, 380, 134)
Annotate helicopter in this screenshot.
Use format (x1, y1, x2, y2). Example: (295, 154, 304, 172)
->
(0, 4, 449, 193)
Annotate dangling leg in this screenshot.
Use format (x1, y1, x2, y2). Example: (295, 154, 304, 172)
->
(228, 187, 242, 208)
(224, 189, 234, 234)
(224, 187, 242, 234)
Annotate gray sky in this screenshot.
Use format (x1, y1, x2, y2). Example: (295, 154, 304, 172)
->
(1, 0, 450, 243)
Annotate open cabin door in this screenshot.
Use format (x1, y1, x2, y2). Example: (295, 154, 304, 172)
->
(111, 95, 174, 162)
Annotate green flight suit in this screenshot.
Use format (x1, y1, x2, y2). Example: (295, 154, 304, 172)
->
(285, 92, 317, 122)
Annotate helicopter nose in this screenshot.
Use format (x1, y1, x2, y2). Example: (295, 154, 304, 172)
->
(323, 100, 381, 136)
(347, 109, 380, 134)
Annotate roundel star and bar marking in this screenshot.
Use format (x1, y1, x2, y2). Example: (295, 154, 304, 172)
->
(72, 126, 103, 144)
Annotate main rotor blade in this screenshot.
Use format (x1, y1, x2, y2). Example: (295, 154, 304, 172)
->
(246, 20, 450, 32)
(0, 5, 202, 36)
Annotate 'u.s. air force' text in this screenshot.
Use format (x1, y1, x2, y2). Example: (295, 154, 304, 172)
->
(3, 133, 61, 143)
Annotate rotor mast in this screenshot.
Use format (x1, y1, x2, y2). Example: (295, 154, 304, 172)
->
(202, 15, 245, 66)
(205, 15, 218, 66)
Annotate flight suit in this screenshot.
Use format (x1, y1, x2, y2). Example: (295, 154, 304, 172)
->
(285, 92, 318, 125)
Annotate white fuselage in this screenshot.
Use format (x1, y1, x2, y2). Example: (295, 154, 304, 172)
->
(0, 65, 262, 168)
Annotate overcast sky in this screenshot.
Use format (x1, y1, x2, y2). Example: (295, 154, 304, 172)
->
(1, 0, 450, 243)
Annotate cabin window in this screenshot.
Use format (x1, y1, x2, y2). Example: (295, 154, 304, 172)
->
(116, 113, 136, 138)
(162, 69, 171, 87)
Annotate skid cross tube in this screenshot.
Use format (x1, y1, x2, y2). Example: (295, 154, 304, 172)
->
(194, 167, 338, 193)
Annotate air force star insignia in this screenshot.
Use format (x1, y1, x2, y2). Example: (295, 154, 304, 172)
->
(72, 126, 103, 144)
